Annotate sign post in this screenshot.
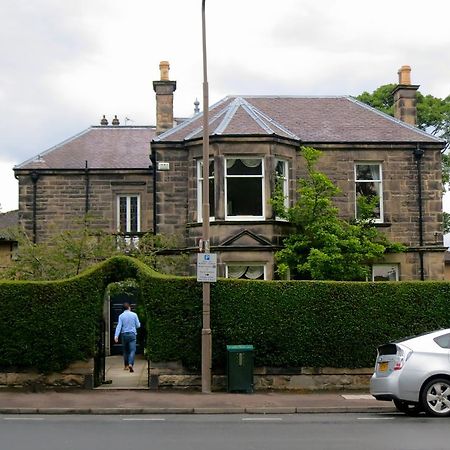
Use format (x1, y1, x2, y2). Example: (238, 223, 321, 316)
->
(197, 253, 217, 283)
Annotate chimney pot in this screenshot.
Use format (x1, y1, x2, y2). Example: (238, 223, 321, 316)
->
(160, 61, 170, 81)
(112, 115, 120, 126)
(392, 65, 419, 126)
(100, 115, 108, 126)
(398, 65, 411, 85)
(153, 61, 176, 135)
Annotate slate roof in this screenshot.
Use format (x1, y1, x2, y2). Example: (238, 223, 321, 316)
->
(16, 126, 156, 170)
(154, 96, 444, 144)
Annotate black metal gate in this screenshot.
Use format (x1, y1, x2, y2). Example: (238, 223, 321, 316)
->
(93, 319, 106, 387)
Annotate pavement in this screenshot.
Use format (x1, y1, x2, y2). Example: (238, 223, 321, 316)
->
(0, 355, 396, 415)
(0, 389, 397, 415)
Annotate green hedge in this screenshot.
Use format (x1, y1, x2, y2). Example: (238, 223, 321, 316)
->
(1, 256, 450, 372)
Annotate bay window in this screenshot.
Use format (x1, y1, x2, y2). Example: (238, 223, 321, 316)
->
(275, 159, 289, 211)
(225, 158, 264, 219)
(197, 159, 215, 221)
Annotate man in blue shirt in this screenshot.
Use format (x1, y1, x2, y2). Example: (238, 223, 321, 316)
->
(114, 302, 141, 373)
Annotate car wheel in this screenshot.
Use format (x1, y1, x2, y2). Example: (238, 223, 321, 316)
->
(393, 399, 422, 416)
(421, 378, 450, 417)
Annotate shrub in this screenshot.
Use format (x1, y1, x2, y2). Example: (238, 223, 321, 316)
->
(1, 256, 449, 372)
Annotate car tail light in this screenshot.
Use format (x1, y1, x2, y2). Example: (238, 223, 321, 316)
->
(393, 361, 403, 370)
(393, 346, 413, 370)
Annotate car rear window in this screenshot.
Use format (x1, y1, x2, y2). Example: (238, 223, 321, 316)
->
(434, 333, 450, 349)
(377, 343, 398, 355)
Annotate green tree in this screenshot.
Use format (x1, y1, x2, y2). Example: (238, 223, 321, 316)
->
(356, 85, 450, 149)
(120, 232, 189, 276)
(0, 218, 189, 281)
(1, 221, 119, 280)
(271, 146, 404, 281)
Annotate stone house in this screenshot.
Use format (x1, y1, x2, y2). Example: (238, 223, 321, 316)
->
(0, 210, 18, 269)
(14, 63, 446, 281)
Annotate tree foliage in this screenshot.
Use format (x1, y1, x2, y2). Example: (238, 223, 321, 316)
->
(271, 146, 404, 281)
(356, 84, 450, 149)
(0, 217, 188, 281)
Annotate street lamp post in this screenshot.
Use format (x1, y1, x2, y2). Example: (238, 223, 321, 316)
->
(201, 0, 212, 394)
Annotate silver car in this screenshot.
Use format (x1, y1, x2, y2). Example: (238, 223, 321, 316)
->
(370, 328, 450, 417)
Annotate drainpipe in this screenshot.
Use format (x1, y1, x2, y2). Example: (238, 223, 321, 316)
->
(84, 160, 90, 215)
(30, 171, 40, 243)
(150, 146, 157, 235)
(413, 144, 425, 280)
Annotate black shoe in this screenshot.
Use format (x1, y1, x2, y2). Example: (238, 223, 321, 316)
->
(129, 365, 134, 373)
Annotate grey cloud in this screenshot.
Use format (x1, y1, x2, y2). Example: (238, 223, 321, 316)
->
(0, 1, 103, 162)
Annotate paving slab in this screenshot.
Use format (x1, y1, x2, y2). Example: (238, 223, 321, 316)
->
(0, 389, 396, 415)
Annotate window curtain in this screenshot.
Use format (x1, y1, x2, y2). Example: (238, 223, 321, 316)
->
(245, 266, 264, 279)
(227, 265, 264, 279)
(226, 159, 261, 169)
(241, 159, 261, 168)
(369, 165, 380, 181)
(227, 265, 247, 279)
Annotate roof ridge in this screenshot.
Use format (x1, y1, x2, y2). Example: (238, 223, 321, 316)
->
(346, 97, 445, 143)
(239, 97, 279, 134)
(213, 97, 244, 135)
(184, 105, 230, 140)
(15, 127, 93, 169)
(242, 98, 300, 139)
(153, 96, 232, 142)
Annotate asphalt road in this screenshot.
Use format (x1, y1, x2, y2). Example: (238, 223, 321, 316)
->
(1, 413, 449, 450)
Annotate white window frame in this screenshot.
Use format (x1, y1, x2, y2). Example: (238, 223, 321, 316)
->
(225, 263, 267, 280)
(275, 158, 289, 215)
(354, 162, 383, 223)
(225, 157, 265, 221)
(116, 194, 141, 233)
(197, 159, 215, 222)
(372, 264, 399, 282)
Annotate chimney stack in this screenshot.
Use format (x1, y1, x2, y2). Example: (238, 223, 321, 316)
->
(153, 61, 177, 135)
(392, 65, 419, 126)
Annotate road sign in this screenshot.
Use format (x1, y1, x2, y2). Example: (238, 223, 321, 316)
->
(197, 253, 217, 282)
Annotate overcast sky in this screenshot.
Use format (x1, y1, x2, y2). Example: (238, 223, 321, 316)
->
(1, 0, 449, 212)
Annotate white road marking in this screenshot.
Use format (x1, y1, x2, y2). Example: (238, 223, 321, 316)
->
(122, 418, 166, 421)
(342, 395, 375, 400)
(242, 417, 283, 421)
(357, 417, 394, 420)
(3, 417, 45, 421)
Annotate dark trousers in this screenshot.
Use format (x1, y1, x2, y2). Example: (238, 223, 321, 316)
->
(121, 332, 137, 367)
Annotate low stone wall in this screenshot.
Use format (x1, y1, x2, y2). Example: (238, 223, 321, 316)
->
(0, 360, 373, 391)
(0, 360, 94, 390)
(150, 362, 373, 391)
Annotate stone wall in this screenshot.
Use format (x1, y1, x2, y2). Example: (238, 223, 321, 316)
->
(150, 362, 372, 392)
(0, 360, 94, 390)
(15, 139, 444, 280)
(0, 359, 371, 391)
(16, 169, 154, 242)
(155, 139, 444, 280)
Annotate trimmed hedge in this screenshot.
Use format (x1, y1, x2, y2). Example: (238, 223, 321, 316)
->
(1, 256, 450, 373)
